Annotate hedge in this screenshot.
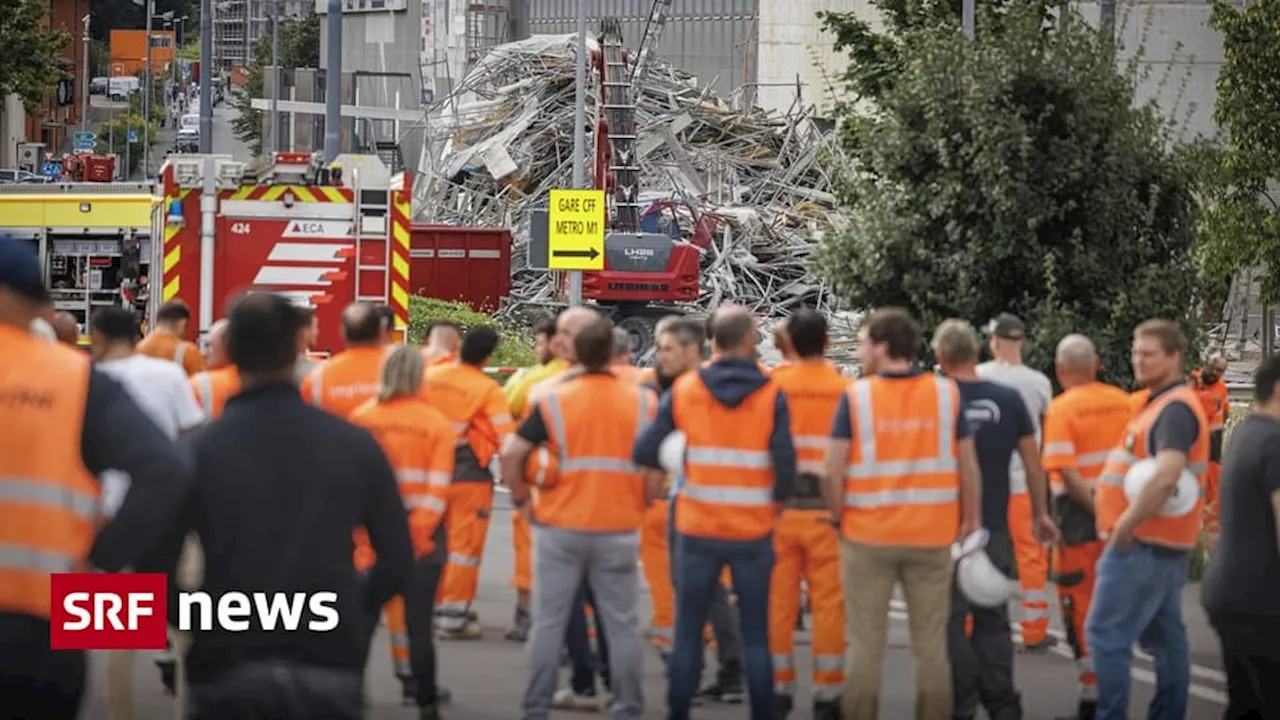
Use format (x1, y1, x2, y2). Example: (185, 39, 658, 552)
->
(407, 297, 537, 368)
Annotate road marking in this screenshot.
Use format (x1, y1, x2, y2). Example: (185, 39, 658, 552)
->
(887, 601, 1227, 705)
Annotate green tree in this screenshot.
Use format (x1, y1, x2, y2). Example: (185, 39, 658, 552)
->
(1194, 0, 1280, 303)
(231, 11, 321, 156)
(0, 0, 72, 113)
(818, 2, 1201, 386)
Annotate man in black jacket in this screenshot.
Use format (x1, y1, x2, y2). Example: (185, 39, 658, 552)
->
(142, 292, 414, 719)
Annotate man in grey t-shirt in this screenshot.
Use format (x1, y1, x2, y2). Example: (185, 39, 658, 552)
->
(977, 313, 1056, 651)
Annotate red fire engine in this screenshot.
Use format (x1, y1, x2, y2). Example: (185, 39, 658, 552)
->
(582, 15, 718, 351)
(150, 151, 413, 352)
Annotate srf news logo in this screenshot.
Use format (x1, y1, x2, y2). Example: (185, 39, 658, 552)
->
(50, 573, 340, 650)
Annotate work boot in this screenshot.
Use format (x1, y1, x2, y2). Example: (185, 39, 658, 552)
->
(775, 694, 794, 718)
(504, 606, 531, 642)
(155, 656, 177, 695)
(437, 620, 482, 640)
(398, 676, 417, 706)
(814, 699, 842, 720)
(1055, 700, 1097, 720)
(551, 687, 602, 711)
(1020, 635, 1058, 653)
(696, 675, 745, 704)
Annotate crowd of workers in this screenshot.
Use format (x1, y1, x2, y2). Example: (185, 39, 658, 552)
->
(2, 234, 1279, 720)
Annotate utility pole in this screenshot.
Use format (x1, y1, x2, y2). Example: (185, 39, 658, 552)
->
(199, 0, 216, 333)
(1100, 0, 1116, 42)
(81, 14, 91, 134)
(568, 0, 585, 308)
(962, 0, 975, 39)
(270, 0, 280, 153)
(323, 0, 342, 161)
(143, 0, 154, 178)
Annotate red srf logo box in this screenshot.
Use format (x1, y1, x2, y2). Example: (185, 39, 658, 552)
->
(49, 573, 169, 650)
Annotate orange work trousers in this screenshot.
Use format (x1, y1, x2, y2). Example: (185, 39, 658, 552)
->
(1203, 461, 1222, 551)
(769, 509, 844, 703)
(437, 481, 493, 630)
(511, 506, 532, 592)
(1055, 540, 1103, 701)
(1008, 492, 1050, 646)
(640, 500, 674, 650)
(384, 595, 412, 679)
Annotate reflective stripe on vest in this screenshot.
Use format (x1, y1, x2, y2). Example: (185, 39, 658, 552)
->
(541, 386, 651, 475)
(682, 448, 773, 505)
(793, 434, 828, 474)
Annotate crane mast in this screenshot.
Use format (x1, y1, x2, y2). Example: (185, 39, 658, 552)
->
(593, 18, 641, 234)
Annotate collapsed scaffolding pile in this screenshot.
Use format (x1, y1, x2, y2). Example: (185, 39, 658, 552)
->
(412, 33, 850, 315)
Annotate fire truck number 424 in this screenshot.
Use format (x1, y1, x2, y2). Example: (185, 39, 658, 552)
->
(230, 222, 252, 235)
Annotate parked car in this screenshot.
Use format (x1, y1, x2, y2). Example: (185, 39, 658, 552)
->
(90, 77, 109, 95)
(0, 169, 51, 184)
(174, 128, 199, 154)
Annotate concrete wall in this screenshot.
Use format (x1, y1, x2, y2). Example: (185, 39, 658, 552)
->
(529, 0, 759, 99)
(754, 0, 1222, 137)
(1, 95, 25, 168)
(316, 5, 426, 162)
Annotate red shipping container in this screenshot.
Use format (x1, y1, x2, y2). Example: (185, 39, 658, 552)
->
(83, 155, 117, 183)
(408, 226, 511, 313)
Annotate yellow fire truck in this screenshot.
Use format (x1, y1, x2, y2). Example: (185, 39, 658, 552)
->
(0, 182, 155, 338)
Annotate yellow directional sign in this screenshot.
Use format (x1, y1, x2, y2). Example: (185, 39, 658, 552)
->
(547, 188, 606, 270)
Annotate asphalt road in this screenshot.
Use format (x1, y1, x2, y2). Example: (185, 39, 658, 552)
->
(211, 102, 254, 164)
(80, 495, 1229, 719)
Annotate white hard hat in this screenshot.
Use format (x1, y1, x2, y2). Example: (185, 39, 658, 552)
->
(29, 317, 56, 342)
(1123, 457, 1199, 517)
(658, 430, 687, 475)
(952, 529, 1019, 609)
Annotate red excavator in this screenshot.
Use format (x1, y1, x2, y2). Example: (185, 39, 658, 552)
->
(581, 9, 718, 355)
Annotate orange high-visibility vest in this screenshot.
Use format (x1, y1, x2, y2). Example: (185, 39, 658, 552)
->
(421, 363, 514, 468)
(1041, 381, 1132, 494)
(771, 359, 848, 477)
(672, 372, 780, 541)
(535, 374, 656, 532)
(839, 374, 961, 548)
(350, 396, 457, 558)
(0, 325, 100, 619)
(1190, 370, 1228, 432)
(190, 366, 242, 420)
(1097, 385, 1209, 549)
(301, 346, 388, 418)
(610, 364, 646, 385)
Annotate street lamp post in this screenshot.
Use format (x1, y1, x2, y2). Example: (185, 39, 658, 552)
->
(270, 1, 280, 153)
(142, 0, 154, 179)
(80, 14, 90, 134)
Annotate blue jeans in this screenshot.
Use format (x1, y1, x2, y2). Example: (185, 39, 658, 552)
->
(667, 531, 774, 720)
(1085, 542, 1190, 720)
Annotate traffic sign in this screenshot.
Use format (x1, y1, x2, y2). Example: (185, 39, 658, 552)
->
(73, 131, 95, 142)
(128, 129, 140, 143)
(547, 188, 606, 270)
(73, 139, 95, 150)
(73, 148, 94, 155)
(42, 162, 63, 180)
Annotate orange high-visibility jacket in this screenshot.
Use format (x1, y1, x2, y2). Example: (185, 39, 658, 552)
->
(534, 373, 656, 532)
(0, 327, 100, 618)
(1097, 384, 1209, 549)
(771, 359, 848, 478)
(190, 366, 242, 420)
(300, 346, 388, 418)
(350, 396, 457, 557)
(421, 363, 515, 470)
(1041, 381, 1132, 494)
(839, 374, 962, 548)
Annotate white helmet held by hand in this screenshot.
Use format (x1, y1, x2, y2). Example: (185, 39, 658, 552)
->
(1123, 457, 1199, 517)
(953, 529, 1019, 609)
(658, 430, 687, 475)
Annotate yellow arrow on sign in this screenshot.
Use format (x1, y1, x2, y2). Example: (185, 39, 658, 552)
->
(547, 188, 606, 271)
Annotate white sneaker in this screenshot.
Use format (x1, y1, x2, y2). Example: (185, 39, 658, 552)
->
(551, 687, 602, 711)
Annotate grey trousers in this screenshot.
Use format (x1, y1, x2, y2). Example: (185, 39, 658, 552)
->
(947, 529, 1021, 720)
(523, 525, 644, 720)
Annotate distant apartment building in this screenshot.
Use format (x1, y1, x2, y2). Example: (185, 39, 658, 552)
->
(213, 0, 311, 72)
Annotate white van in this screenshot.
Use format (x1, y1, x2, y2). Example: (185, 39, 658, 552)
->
(108, 76, 140, 102)
(180, 114, 199, 131)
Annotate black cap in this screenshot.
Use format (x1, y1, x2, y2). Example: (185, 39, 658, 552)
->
(985, 313, 1026, 341)
(0, 240, 49, 303)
